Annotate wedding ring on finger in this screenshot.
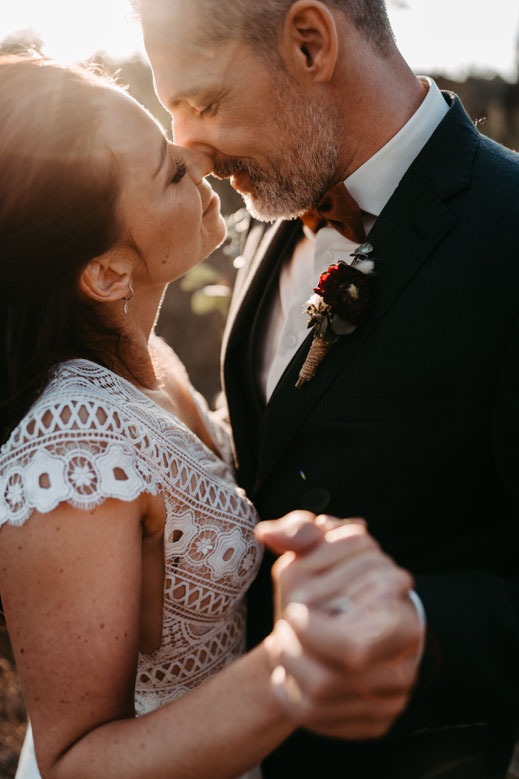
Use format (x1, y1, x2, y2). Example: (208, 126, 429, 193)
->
(325, 595, 354, 615)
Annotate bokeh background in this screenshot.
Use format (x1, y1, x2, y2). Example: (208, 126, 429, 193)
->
(1, 0, 519, 775)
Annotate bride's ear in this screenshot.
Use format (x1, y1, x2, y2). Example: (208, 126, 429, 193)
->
(279, 0, 339, 85)
(79, 251, 132, 305)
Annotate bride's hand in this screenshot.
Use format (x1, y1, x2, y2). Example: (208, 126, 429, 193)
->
(256, 513, 422, 740)
(256, 511, 372, 619)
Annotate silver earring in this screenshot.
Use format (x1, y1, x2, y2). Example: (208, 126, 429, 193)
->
(122, 284, 134, 315)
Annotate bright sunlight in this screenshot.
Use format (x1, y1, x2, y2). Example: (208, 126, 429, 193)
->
(0, 0, 142, 63)
(1, 0, 518, 80)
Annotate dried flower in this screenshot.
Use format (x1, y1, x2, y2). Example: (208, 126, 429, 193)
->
(295, 244, 375, 388)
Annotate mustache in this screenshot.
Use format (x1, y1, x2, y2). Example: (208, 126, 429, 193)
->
(212, 158, 259, 181)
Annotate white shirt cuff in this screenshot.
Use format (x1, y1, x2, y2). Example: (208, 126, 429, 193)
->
(408, 589, 427, 663)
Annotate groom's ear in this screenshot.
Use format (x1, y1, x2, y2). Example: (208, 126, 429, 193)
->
(279, 1, 339, 84)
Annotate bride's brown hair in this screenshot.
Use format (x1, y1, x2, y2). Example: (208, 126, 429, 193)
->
(0, 56, 122, 444)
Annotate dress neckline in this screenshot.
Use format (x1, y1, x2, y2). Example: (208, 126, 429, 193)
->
(58, 358, 227, 467)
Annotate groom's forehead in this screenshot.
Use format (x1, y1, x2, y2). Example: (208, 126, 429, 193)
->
(141, 0, 212, 45)
(145, 23, 248, 103)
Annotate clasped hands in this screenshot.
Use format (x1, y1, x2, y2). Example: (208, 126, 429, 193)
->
(256, 511, 423, 740)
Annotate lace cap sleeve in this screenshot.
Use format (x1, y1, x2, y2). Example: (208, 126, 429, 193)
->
(0, 374, 159, 528)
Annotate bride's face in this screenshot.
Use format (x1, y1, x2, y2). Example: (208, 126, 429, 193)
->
(98, 89, 226, 285)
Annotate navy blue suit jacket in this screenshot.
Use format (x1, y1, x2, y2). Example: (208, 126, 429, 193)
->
(222, 94, 519, 778)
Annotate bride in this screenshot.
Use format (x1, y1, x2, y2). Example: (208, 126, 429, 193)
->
(0, 55, 413, 779)
(0, 54, 291, 779)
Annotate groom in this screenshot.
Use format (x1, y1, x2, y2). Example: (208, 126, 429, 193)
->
(139, 0, 519, 776)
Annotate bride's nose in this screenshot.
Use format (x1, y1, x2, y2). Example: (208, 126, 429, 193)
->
(181, 147, 214, 184)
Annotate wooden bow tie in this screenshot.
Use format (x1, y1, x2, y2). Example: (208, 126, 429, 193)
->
(300, 181, 366, 243)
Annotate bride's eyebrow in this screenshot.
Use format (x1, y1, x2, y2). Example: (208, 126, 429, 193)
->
(153, 139, 168, 179)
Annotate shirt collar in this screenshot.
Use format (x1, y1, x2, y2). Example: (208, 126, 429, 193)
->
(345, 77, 449, 217)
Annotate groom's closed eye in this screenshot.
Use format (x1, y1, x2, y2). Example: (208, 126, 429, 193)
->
(192, 90, 223, 118)
(171, 85, 224, 120)
(197, 102, 218, 118)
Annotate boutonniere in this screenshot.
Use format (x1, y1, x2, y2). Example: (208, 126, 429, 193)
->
(295, 243, 376, 388)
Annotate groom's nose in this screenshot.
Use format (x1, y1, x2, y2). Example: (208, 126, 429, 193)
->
(172, 114, 217, 170)
(181, 147, 214, 182)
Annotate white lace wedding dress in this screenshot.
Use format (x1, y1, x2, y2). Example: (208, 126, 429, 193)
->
(0, 358, 263, 779)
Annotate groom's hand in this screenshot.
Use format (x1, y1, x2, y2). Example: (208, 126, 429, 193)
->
(255, 510, 328, 558)
(256, 512, 401, 618)
(258, 516, 423, 739)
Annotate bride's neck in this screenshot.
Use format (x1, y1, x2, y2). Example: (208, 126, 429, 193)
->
(81, 289, 166, 390)
(116, 338, 163, 390)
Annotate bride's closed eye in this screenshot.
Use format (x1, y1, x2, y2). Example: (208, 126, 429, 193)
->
(170, 159, 187, 184)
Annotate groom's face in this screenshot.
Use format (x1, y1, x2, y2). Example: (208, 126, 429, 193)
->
(143, 12, 340, 221)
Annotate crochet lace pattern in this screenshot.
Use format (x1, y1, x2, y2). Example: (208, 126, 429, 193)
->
(0, 359, 263, 715)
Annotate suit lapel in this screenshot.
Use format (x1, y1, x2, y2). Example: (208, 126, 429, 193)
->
(252, 96, 481, 494)
(221, 220, 298, 363)
(222, 219, 302, 490)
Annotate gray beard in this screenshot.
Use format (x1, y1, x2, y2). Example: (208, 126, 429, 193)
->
(213, 88, 341, 222)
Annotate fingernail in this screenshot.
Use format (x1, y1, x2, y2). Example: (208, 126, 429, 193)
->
(271, 665, 286, 687)
(284, 602, 309, 630)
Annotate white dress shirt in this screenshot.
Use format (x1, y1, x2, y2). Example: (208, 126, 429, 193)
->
(259, 77, 449, 401)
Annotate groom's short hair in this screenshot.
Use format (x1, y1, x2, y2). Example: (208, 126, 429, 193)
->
(136, 0, 395, 57)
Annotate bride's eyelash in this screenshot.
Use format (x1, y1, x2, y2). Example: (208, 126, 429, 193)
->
(171, 160, 187, 184)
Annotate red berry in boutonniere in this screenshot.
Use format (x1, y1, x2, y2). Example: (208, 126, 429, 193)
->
(295, 244, 375, 389)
